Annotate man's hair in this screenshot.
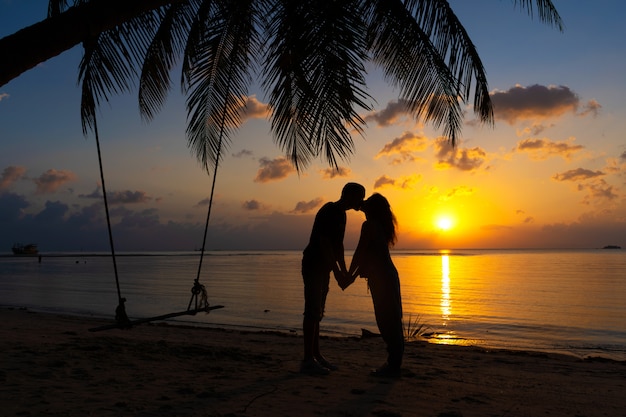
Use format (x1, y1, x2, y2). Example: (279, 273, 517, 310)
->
(341, 182, 365, 200)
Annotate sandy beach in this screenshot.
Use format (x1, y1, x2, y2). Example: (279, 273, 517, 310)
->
(1, 307, 624, 417)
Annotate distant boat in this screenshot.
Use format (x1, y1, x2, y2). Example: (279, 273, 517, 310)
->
(602, 245, 621, 250)
(11, 243, 39, 255)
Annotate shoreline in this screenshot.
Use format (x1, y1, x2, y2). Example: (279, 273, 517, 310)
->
(6, 303, 625, 362)
(2, 307, 625, 417)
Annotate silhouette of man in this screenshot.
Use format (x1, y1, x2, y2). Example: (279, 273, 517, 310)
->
(300, 182, 365, 375)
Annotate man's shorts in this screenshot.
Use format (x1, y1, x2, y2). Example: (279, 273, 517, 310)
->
(302, 259, 330, 322)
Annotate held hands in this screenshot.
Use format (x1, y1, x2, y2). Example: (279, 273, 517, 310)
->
(334, 269, 357, 290)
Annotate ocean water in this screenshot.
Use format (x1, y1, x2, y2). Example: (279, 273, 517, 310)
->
(1, 249, 625, 361)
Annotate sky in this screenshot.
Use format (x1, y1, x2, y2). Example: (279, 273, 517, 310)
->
(1, 1, 625, 252)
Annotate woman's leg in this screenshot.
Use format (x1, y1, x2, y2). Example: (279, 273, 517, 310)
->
(371, 278, 404, 370)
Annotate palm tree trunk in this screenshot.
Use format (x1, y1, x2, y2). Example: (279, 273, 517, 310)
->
(0, 0, 179, 87)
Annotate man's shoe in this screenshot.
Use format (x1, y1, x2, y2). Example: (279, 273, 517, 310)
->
(370, 363, 401, 378)
(300, 358, 330, 375)
(316, 356, 338, 371)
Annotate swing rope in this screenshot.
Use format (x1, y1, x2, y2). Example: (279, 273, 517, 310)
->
(90, 101, 229, 331)
(93, 117, 131, 328)
(88, 56, 238, 332)
(89, 116, 226, 332)
(188, 97, 228, 311)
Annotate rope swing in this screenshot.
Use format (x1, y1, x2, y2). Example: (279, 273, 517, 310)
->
(88, 116, 224, 333)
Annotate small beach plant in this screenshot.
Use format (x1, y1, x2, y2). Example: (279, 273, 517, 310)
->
(404, 314, 429, 341)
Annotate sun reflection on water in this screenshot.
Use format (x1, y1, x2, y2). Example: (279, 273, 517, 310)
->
(425, 250, 475, 347)
(440, 252, 451, 325)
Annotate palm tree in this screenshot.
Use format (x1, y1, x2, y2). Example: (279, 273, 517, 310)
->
(2, 0, 563, 171)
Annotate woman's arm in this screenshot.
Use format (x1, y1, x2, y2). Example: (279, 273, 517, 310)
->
(348, 221, 372, 278)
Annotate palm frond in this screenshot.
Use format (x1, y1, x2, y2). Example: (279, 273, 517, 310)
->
(261, 1, 318, 172)
(47, 0, 72, 17)
(138, 0, 201, 121)
(79, 30, 137, 135)
(182, 0, 260, 172)
(513, 0, 565, 31)
(64, 0, 563, 170)
(263, 0, 373, 171)
(365, 0, 467, 144)
(407, 0, 494, 126)
(78, 10, 162, 134)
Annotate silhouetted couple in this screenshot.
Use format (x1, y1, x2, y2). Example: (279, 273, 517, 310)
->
(301, 183, 404, 377)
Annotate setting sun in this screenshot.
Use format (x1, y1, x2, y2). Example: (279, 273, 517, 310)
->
(436, 216, 454, 231)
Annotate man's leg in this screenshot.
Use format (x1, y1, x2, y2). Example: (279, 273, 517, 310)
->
(301, 317, 329, 374)
(312, 321, 320, 356)
(311, 277, 339, 370)
(301, 268, 332, 374)
(303, 316, 316, 359)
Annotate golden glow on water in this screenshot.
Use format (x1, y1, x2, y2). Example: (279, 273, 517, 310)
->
(429, 332, 475, 346)
(440, 253, 451, 325)
(2, 250, 625, 359)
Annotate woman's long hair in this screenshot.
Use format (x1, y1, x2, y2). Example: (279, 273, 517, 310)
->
(363, 193, 397, 247)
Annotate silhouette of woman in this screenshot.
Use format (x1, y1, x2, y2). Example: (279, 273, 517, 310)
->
(348, 193, 404, 377)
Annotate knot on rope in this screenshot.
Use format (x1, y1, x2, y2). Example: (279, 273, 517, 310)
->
(115, 297, 132, 329)
(190, 279, 210, 312)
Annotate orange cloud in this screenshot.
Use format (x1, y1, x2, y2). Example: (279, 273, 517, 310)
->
(194, 196, 214, 208)
(515, 122, 554, 137)
(242, 199, 267, 211)
(578, 99, 602, 118)
(434, 139, 487, 171)
(34, 169, 77, 194)
(552, 168, 604, 182)
(373, 174, 421, 190)
(374, 175, 395, 189)
(320, 166, 351, 179)
(491, 84, 586, 124)
(515, 209, 534, 224)
(516, 137, 584, 161)
(375, 131, 428, 164)
(292, 197, 324, 214)
(604, 156, 626, 175)
(241, 95, 270, 121)
(578, 179, 619, 206)
(108, 190, 152, 205)
(232, 149, 253, 158)
(0, 165, 26, 191)
(254, 157, 296, 183)
(551, 169, 618, 205)
(439, 186, 475, 201)
(364, 99, 416, 127)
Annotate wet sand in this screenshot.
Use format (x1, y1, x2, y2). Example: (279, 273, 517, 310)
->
(1, 307, 625, 416)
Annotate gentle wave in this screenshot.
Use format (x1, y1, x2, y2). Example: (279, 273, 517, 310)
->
(1, 249, 625, 361)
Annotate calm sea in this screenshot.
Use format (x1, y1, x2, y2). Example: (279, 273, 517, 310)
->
(1, 249, 625, 361)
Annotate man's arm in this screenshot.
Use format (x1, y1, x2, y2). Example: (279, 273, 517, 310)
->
(319, 234, 344, 275)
